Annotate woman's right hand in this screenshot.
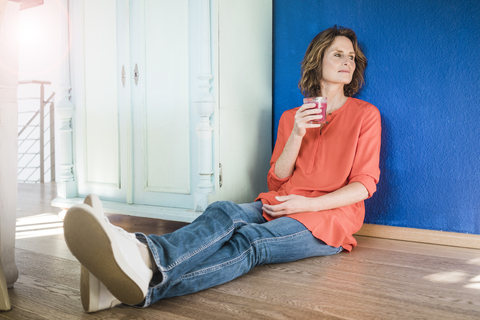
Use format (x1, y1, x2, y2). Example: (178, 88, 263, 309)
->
(292, 103, 323, 137)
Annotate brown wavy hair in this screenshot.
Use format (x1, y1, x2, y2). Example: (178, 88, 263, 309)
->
(298, 26, 367, 97)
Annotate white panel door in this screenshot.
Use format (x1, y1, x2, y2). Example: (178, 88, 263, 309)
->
(74, 0, 127, 202)
(130, 0, 194, 208)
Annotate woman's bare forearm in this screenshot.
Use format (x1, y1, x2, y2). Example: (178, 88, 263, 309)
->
(262, 182, 369, 217)
(312, 182, 369, 211)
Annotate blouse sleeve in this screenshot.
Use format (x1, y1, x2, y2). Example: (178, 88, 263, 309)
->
(348, 105, 382, 198)
(267, 112, 292, 191)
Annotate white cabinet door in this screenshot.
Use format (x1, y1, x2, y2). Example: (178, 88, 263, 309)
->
(74, 0, 127, 202)
(130, 0, 195, 208)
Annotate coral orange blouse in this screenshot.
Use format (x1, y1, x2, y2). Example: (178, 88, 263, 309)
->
(255, 98, 381, 251)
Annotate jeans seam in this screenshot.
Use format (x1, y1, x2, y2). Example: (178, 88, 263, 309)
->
(176, 247, 253, 283)
(251, 229, 311, 246)
(163, 224, 237, 272)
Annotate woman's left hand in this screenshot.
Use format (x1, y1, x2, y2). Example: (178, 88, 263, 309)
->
(262, 195, 315, 217)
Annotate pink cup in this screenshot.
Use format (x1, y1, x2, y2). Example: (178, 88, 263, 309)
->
(303, 97, 327, 124)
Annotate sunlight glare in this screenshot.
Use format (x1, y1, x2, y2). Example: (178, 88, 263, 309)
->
(423, 271, 468, 283)
(16, 0, 71, 78)
(469, 275, 480, 282)
(466, 257, 480, 265)
(16, 213, 64, 240)
(464, 282, 480, 290)
(16, 227, 64, 240)
(16, 222, 64, 232)
(18, 18, 42, 46)
(464, 274, 480, 290)
(58, 209, 67, 221)
(16, 213, 63, 226)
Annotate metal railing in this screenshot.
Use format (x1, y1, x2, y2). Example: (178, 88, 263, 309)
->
(17, 80, 55, 183)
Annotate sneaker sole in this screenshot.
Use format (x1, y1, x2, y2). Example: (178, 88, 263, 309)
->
(80, 266, 96, 312)
(64, 205, 146, 305)
(81, 266, 121, 312)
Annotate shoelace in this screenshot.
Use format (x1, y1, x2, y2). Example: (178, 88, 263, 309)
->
(102, 215, 139, 242)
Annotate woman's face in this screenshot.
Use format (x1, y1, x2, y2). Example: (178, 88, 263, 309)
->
(320, 36, 356, 86)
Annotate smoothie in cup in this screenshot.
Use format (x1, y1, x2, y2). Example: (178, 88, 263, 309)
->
(303, 97, 327, 124)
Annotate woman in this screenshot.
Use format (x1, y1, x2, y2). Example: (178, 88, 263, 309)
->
(63, 26, 381, 312)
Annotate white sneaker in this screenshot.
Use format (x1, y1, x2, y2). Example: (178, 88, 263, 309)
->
(64, 197, 153, 306)
(80, 195, 121, 312)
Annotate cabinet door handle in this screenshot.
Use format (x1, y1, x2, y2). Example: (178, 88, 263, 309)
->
(134, 64, 139, 86)
(121, 65, 126, 88)
(219, 163, 223, 188)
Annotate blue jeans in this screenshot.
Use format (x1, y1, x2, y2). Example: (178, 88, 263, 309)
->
(136, 201, 342, 307)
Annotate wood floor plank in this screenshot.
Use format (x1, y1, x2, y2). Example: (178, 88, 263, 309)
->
(150, 289, 343, 320)
(8, 282, 84, 320)
(17, 182, 61, 219)
(0, 304, 52, 320)
(105, 213, 189, 235)
(16, 233, 76, 261)
(15, 248, 80, 290)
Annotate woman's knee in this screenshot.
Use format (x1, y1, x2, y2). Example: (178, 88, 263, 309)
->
(204, 201, 238, 215)
(200, 201, 243, 222)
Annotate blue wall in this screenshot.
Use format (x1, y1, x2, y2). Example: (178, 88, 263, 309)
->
(273, 0, 480, 234)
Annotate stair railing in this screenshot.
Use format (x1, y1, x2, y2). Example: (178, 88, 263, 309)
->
(17, 80, 55, 183)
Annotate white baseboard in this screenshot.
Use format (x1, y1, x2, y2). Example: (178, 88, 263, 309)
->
(355, 223, 480, 250)
(51, 197, 201, 223)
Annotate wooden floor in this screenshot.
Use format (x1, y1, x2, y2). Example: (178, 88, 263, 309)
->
(3, 183, 480, 319)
